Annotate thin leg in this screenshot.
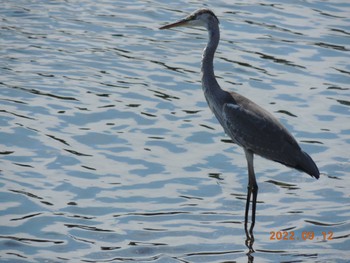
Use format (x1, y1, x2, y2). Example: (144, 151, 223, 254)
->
(244, 184, 253, 251)
(244, 149, 258, 253)
(244, 183, 251, 232)
(250, 184, 258, 235)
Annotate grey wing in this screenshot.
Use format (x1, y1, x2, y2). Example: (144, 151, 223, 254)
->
(222, 100, 301, 166)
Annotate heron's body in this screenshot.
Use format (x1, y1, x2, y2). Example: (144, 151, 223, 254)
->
(206, 88, 318, 177)
(159, 9, 319, 234)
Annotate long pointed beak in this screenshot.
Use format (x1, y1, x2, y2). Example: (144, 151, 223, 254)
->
(159, 17, 191, 30)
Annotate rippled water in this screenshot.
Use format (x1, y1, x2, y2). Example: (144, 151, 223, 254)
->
(1, 0, 349, 262)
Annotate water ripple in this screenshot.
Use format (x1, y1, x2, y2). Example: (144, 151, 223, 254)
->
(1, 0, 349, 262)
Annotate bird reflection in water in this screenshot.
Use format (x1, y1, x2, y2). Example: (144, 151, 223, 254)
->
(159, 9, 319, 256)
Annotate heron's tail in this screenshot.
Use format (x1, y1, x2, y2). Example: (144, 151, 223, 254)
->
(295, 151, 320, 179)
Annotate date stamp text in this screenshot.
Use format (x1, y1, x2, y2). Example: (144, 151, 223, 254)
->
(269, 231, 333, 241)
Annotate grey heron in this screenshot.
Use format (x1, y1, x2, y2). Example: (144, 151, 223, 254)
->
(159, 9, 319, 240)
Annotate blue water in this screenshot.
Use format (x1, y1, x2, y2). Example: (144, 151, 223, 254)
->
(1, 0, 349, 262)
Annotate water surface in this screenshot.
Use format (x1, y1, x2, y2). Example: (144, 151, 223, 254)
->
(1, 0, 349, 262)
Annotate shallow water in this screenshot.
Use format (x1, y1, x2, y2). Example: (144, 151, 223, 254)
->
(1, 0, 349, 262)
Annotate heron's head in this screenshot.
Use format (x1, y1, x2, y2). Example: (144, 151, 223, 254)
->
(159, 9, 219, 30)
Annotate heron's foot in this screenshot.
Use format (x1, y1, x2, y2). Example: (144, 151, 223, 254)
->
(245, 233, 255, 254)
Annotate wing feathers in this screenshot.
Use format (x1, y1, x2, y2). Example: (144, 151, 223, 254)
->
(222, 96, 301, 168)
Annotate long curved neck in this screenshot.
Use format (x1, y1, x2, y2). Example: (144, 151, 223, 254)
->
(201, 21, 221, 92)
(200, 21, 229, 127)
